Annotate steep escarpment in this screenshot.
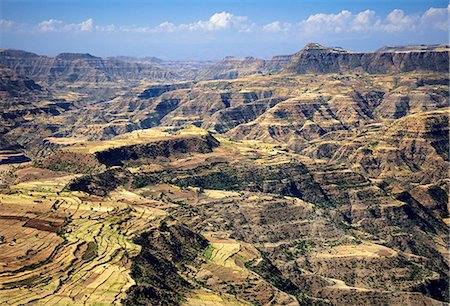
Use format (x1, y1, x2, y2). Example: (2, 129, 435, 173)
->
(4, 119, 448, 305)
(123, 221, 209, 306)
(39, 128, 219, 175)
(196, 54, 292, 80)
(173, 159, 329, 205)
(0, 68, 44, 99)
(65, 153, 328, 203)
(228, 72, 448, 149)
(2, 44, 447, 157)
(0, 49, 177, 86)
(137, 83, 192, 99)
(196, 56, 266, 80)
(37, 68, 447, 152)
(319, 110, 450, 187)
(132, 82, 285, 133)
(285, 43, 449, 74)
(0, 68, 74, 153)
(298, 109, 448, 202)
(95, 133, 220, 167)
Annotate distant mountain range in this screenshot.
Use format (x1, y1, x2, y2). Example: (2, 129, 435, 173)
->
(1, 43, 448, 86)
(284, 43, 449, 74)
(0, 49, 176, 85)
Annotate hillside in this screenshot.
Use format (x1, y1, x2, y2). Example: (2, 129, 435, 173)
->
(285, 43, 449, 74)
(0, 49, 178, 86)
(195, 54, 293, 80)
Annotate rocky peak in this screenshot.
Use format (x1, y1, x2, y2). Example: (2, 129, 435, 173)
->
(0, 49, 177, 85)
(55, 53, 98, 60)
(300, 43, 347, 54)
(301, 43, 327, 51)
(0, 49, 42, 59)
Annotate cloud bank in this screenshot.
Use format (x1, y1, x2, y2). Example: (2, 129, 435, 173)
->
(1, 6, 448, 35)
(1, 6, 447, 59)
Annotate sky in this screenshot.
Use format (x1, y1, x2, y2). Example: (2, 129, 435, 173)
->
(0, 0, 448, 60)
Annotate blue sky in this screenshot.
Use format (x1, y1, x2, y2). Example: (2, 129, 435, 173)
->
(0, 0, 448, 59)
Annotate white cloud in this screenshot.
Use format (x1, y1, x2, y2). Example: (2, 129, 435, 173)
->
(154, 21, 176, 32)
(80, 18, 94, 31)
(2, 7, 448, 37)
(144, 12, 254, 33)
(63, 19, 95, 32)
(421, 5, 449, 31)
(38, 19, 63, 32)
(177, 12, 253, 32)
(261, 7, 448, 34)
(0, 19, 15, 31)
(304, 10, 353, 33)
(351, 10, 376, 32)
(37, 18, 95, 32)
(379, 9, 418, 32)
(200, 12, 236, 30)
(95, 24, 116, 32)
(301, 9, 415, 34)
(263, 21, 282, 33)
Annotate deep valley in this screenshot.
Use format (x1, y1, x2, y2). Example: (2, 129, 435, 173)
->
(0, 43, 448, 305)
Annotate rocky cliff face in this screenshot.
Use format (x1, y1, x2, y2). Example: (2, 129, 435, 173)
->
(227, 72, 448, 144)
(0, 68, 43, 99)
(195, 54, 293, 80)
(18, 67, 444, 154)
(0, 49, 177, 85)
(0, 68, 73, 151)
(137, 83, 192, 99)
(196, 56, 267, 80)
(285, 43, 449, 74)
(54, 124, 448, 304)
(95, 134, 220, 167)
(123, 221, 209, 306)
(194, 43, 449, 80)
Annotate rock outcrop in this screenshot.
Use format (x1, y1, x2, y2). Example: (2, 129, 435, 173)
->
(0, 49, 177, 85)
(285, 43, 449, 74)
(196, 54, 293, 80)
(95, 133, 220, 167)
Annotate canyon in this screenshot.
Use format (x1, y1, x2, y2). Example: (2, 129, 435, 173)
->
(0, 43, 448, 305)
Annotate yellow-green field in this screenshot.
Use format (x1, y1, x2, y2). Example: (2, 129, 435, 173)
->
(0, 177, 166, 305)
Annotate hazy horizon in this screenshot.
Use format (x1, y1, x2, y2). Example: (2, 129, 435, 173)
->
(1, 0, 449, 60)
(2, 41, 449, 62)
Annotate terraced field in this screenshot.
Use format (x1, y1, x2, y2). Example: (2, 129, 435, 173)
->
(0, 176, 166, 305)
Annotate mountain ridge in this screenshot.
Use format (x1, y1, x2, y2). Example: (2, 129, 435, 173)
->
(285, 43, 449, 74)
(0, 49, 178, 85)
(1, 43, 448, 83)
